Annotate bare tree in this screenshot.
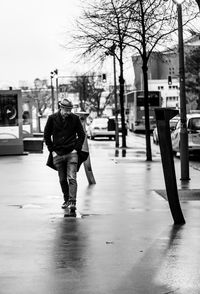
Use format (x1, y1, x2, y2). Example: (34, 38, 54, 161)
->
(120, 0, 199, 160)
(124, 0, 178, 160)
(69, 0, 199, 159)
(71, 0, 135, 148)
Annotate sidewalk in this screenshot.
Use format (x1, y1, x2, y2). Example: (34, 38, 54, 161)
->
(1, 137, 200, 294)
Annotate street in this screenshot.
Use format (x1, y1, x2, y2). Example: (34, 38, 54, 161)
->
(1, 131, 200, 293)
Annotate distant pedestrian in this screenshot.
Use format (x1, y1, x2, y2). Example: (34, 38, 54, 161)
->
(44, 98, 88, 212)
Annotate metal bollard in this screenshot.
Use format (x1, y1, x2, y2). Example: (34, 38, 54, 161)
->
(76, 112, 96, 185)
(155, 108, 185, 225)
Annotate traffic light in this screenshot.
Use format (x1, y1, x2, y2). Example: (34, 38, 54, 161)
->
(50, 69, 58, 78)
(168, 75, 172, 85)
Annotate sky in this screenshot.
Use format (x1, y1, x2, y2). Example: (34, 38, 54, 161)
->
(0, 1, 199, 90)
(0, 0, 135, 89)
(0, 0, 89, 88)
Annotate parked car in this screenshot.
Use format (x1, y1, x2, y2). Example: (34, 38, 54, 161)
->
(109, 115, 128, 133)
(171, 113, 200, 154)
(86, 117, 115, 140)
(153, 115, 179, 145)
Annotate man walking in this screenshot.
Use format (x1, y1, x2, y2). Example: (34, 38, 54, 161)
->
(44, 98, 86, 212)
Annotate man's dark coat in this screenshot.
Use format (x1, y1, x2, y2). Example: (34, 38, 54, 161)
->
(44, 111, 89, 171)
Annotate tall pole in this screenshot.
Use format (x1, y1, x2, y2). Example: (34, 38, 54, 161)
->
(50, 72, 55, 114)
(56, 77, 59, 109)
(105, 43, 119, 147)
(177, 3, 190, 180)
(55, 69, 59, 110)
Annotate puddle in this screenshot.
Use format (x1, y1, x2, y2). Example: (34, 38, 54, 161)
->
(8, 204, 23, 209)
(22, 204, 42, 209)
(8, 203, 42, 209)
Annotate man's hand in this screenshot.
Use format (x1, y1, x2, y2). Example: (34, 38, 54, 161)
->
(71, 150, 77, 153)
(53, 153, 63, 165)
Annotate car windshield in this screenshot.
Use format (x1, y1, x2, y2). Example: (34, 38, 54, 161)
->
(92, 118, 108, 127)
(188, 118, 200, 131)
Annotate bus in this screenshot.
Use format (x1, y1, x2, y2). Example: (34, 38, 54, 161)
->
(127, 90, 161, 132)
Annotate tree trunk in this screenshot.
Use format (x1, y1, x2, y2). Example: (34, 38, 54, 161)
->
(142, 62, 152, 161)
(195, 0, 200, 10)
(139, 0, 152, 160)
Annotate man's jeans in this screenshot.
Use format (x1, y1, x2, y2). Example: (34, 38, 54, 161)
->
(53, 152, 78, 203)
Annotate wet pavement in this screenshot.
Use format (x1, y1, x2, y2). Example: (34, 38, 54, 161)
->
(1, 134, 200, 293)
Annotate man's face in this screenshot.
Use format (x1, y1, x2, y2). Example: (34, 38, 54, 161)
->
(60, 107, 71, 118)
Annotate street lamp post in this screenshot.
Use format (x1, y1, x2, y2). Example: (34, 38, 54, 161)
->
(50, 71, 55, 114)
(175, 0, 190, 180)
(54, 69, 59, 109)
(106, 43, 119, 148)
(50, 69, 59, 114)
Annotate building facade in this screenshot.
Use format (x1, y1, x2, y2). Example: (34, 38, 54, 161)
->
(132, 34, 200, 109)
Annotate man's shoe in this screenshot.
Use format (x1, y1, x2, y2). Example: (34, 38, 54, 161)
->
(61, 201, 69, 209)
(68, 202, 76, 213)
